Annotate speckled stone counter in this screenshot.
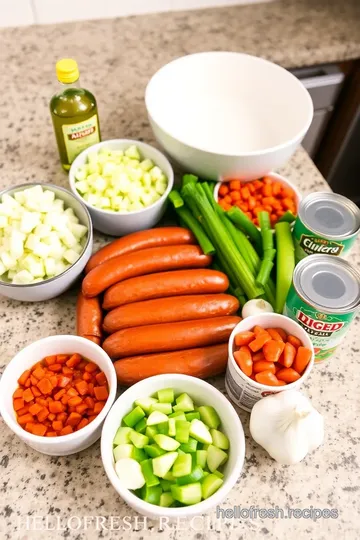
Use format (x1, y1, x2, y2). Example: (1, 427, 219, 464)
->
(1, 1, 360, 539)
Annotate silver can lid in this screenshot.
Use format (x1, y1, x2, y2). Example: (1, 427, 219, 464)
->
(300, 192, 360, 239)
(295, 255, 360, 313)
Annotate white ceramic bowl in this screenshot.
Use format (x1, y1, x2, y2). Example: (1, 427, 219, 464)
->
(0, 335, 117, 456)
(0, 183, 93, 302)
(69, 139, 174, 236)
(145, 52, 313, 180)
(214, 171, 302, 214)
(226, 313, 314, 411)
(101, 374, 245, 519)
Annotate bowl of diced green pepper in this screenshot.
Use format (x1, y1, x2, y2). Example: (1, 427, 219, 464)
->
(101, 374, 245, 519)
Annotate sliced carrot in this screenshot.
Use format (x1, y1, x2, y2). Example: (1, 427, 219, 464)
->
(67, 387, 79, 397)
(13, 398, 25, 411)
(293, 347, 312, 374)
(77, 418, 89, 430)
(95, 372, 107, 386)
(48, 363, 62, 372)
(93, 402, 105, 414)
(68, 396, 83, 407)
(255, 371, 280, 386)
(275, 327, 287, 341)
(62, 366, 73, 376)
(60, 425, 73, 436)
(233, 346, 253, 377)
(57, 375, 71, 388)
(32, 367, 46, 380)
(52, 420, 63, 432)
(49, 400, 64, 413)
(66, 412, 82, 427)
(25, 422, 35, 433)
(57, 412, 67, 423)
(37, 407, 49, 422)
(234, 331, 255, 347)
(252, 361, 276, 375)
(277, 368, 301, 383)
(266, 328, 284, 342)
(46, 431, 57, 437)
(18, 370, 31, 386)
(88, 415, 97, 423)
(22, 388, 34, 403)
(278, 342, 296, 368)
(35, 397, 47, 407)
(16, 405, 29, 416)
(85, 362, 98, 373)
(229, 180, 241, 191)
(28, 403, 43, 416)
(287, 335, 302, 349)
(48, 413, 56, 421)
(87, 383, 94, 396)
(83, 372, 93, 382)
(44, 355, 57, 366)
(219, 184, 230, 196)
(17, 413, 34, 425)
(263, 340, 285, 363)
(37, 378, 53, 395)
(31, 386, 42, 397)
(24, 378, 31, 388)
(54, 389, 66, 401)
(249, 332, 271, 352)
(230, 191, 241, 202)
(75, 404, 88, 415)
(66, 353, 82, 368)
(32, 423, 47, 437)
(56, 354, 69, 364)
(48, 375, 58, 388)
(253, 325, 267, 336)
(94, 386, 109, 401)
(252, 351, 265, 362)
(85, 396, 95, 409)
(13, 388, 23, 399)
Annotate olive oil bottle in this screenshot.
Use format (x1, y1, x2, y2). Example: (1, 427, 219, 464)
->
(50, 58, 101, 170)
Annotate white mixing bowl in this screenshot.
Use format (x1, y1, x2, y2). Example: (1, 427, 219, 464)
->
(145, 52, 313, 180)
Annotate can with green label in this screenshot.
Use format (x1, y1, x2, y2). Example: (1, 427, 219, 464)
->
(284, 255, 360, 362)
(293, 192, 360, 263)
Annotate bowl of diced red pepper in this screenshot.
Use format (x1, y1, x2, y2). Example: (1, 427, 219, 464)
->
(214, 172, 302, 228)
(0, 335, 117, 456)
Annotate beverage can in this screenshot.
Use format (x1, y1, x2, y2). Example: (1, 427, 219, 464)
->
(293, 192, 360, 262)
(284, 255, 360, 361)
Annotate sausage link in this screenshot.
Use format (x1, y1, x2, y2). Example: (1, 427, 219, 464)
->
(76, 292, 103, 338)
(103, 269, 229, 310)
(85, 227, 195, 273)
(103, 294, 239, 333)
(102, 315, 241, 359)
(114, 343, 228, 386)
(83, 335, 101, 345)
(82, 245, 212, 298)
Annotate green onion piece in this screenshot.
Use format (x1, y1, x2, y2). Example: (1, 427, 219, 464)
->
(275, 221, 295, 313)
(227, 206, 263, 255)
(264, 248, 276, 262)
(168, 190, 185, 209)
(182, 183, 264, 299)
(182, 174, 198, 186)
(278, 210, 296, 223)
(256, 259, 274, 287)
(175, 206, 215, 256)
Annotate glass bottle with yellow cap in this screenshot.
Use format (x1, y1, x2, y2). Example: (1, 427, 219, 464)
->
(50, 58, 101, 170)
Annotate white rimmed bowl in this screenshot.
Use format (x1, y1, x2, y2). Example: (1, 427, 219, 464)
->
(214, 172, 302, 213)
(145, 52, 313, 180)
(69, 139, 174, 236)
(226, 313, 314, 412)
(0, 183, 93, 302)
(0, 335, 117, 456)
(101, 374, 245, 519)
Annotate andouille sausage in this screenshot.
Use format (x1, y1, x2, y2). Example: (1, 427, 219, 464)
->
(83, 335, 101, 345)
(82, 245, 212, 298)
(114, 343, 228, 386)
(76, 292, 103, 338)
(102, 315, 241, 359)
(103, 269, 229, 310)
(85, 227, 196, 273)
(103, 294, 240, 333)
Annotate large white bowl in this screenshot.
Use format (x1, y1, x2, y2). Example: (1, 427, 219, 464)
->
(0, 335, 117, 456)
(101, 374, 245, 519)
(145, 52, 313, 180)
(0, 183, 93, 302)
(69, 139, 174, 236)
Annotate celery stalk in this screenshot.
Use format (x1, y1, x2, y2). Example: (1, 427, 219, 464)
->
(227, 206, 262, 254)
(275, 222, 295, 313)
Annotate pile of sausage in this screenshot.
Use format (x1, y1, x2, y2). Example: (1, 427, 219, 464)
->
(76, 227, 241, 385)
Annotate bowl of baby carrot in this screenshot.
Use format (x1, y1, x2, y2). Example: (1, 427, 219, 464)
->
(226, 313, 314, 412)
(0, 335, 117, 455)
(214, 172, 302, 228)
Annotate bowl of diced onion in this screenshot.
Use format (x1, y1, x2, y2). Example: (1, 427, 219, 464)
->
(69, 139, 174, 236)
(0, 183, 92, 302)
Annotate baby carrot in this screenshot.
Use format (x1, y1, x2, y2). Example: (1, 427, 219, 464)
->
(279, 342, 296, 368)
(276, 368, 301, 383)
(263, 340, 285, 363)
(287, 335, 302, 349)
(249, 332, 271, 352)
(233, 346, 253, 377)
(234, 331, 255, 347)
(293, 347, 312, 374)
(252, 361, 276, 375)
(255, 371, 279, 386)
(266, 328, 284, 342)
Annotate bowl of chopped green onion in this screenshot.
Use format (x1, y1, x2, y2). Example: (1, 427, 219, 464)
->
(101, 374, 245, 519)
(69, 140, 174, 236)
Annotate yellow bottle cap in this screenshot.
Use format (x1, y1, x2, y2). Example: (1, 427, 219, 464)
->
(56, 58, 79, 84)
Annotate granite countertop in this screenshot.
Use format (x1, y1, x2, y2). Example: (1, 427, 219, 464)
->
(1, 0, 360, 539)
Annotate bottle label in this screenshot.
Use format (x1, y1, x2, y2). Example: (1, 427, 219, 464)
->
(62, 114, 100, 164)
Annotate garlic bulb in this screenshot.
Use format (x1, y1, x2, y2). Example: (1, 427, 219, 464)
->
(242, 299, 273, 318)
(250, 390, 324, 465)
